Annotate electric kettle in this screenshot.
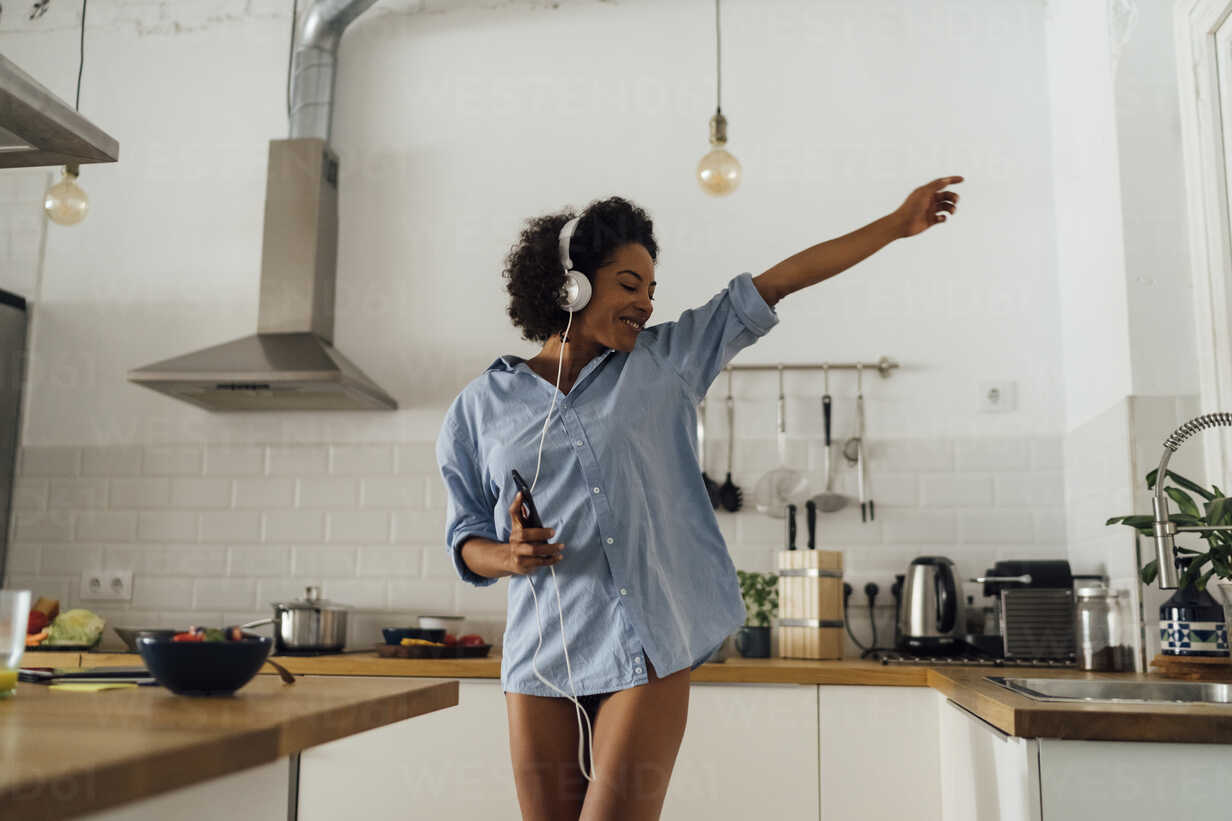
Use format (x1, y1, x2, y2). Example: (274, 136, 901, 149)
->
(898, 556, 964, 653)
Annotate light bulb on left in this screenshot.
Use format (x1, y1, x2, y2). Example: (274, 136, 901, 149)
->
(44, 165, 89, 226)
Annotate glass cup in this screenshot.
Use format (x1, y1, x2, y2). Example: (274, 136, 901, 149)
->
(1, 589, 32, 696)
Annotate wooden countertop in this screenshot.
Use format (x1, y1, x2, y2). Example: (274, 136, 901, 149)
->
(1, 673, 458, 821)
(38, 649, 1232, 744)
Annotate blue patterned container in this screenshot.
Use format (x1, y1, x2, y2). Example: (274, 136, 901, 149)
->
(1160, 561, 1230, 657)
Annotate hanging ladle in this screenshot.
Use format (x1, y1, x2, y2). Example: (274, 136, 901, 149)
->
(810, 364, 847, 513)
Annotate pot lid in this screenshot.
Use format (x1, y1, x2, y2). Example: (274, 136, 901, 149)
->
(272, 585, 350, 610)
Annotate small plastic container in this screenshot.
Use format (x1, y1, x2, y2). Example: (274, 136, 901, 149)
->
(1075, 581, 1133, 671)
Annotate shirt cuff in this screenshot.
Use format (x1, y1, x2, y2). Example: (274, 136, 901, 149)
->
(729, 272, 779, 338)
(450, 527, 501, 587)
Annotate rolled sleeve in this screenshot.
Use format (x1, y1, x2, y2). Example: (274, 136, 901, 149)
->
(642, 271, 779, 402)
(436, 417, 501, 588)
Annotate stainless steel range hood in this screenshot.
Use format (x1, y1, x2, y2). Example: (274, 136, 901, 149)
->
(0, 54, 118, 169)
(127, 0, 396, 411)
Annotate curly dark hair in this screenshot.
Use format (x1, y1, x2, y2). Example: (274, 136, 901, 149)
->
(503, 196, 658, 343)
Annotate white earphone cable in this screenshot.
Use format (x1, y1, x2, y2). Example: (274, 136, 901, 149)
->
(524, 309, 598, 782)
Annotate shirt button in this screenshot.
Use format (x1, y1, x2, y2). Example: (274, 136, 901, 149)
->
(634, 656, 642, 663)
(593, 487, 600, 494)
(635, 667, 643, 674)
(606, 537, 614, 544)
(620, 588, 628, 595)
(574, 440, 583, 447)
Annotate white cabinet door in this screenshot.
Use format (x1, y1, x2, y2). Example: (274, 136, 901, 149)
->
(78, 759, 288, 821)
(817, 686, 941, 821)
(298, 678, 518, 821)
(1038, 738, 1232, 820)
(938, 696, 1041, 821)
(663, 682, 819, 821)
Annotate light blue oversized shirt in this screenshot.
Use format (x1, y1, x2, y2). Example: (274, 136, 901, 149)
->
(436, 272, 779, 696)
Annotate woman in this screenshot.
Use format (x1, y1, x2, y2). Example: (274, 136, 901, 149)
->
(436, 176, 961, 820)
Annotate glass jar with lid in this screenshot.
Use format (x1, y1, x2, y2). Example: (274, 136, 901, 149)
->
(1074, 581, 1133, 671)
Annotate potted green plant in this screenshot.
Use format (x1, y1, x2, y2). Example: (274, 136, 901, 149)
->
(735, 570, 779, 658)
(1106, 468, 1231, 590)
(1107, 468, 1231, 657)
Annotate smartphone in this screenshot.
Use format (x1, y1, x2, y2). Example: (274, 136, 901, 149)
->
(510, 469, 545, 529)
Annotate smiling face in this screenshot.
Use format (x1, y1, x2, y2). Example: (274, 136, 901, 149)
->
(575, 242, 656, 353)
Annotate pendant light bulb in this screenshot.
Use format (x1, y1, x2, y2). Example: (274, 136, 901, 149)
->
(697, 111, 741, 196)
(44, 164, 89, 226)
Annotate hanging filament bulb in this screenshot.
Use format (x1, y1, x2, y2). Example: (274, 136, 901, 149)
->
(697, 0, 740, 196)
(697, 110, 741, 196)
(44, 164, 89, 226)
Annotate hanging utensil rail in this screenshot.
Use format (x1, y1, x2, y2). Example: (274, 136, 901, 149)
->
(726, 356, 899, 377)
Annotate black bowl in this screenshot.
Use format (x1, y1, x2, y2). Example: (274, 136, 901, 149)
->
(382, 627, 446, 645)
(137, 635, 272, 696)
(114, 627, 178, 652)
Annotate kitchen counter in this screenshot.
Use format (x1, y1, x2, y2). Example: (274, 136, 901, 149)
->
(34, 649, 1232, 744)
(0, 673, 458, 821)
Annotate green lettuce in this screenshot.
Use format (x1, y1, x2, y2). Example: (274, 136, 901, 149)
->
(45, 609, 105, 646)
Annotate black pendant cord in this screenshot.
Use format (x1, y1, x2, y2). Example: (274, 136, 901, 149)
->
(74, 0, 86, 111)
(714, 0, 722, 114)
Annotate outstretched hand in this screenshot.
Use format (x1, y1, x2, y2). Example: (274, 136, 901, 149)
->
(894, 176, 963, 238)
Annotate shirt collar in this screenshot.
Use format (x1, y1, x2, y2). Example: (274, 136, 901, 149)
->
(486, 347, 617, 375)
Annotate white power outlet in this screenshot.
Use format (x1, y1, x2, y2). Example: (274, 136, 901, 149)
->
(979, 380, 1017, 413)
(80, 569, 132, 601)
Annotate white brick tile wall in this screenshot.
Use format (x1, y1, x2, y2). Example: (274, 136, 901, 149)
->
(327, 511, 390, 543)
(194, 577, 258, 610)
(954, 438, 1029, 471)
(233, 478, 295, 509)
(75, 511, 138, 542)
(292, 545, 357, 577)
(203, 446, 266, 476)
(21, 447, 80, 476)
(199, 511, 263, 543)
(12, 478, 48, 510)
(142, 446, 203, 476)
(331, 445, 395, 476)
(268, 445, 329, 476)
(396, 443, 438, 474)
(265, 510, 325, 543)
(227, 545, 291, 577)
(82, 446, 142, 477)
(959, 511, 1035, 544)
(49, 478, 108, 509)
(137, 511, 197, 542)
(920, 474, 994, 507)
(170, 478, 233, 509)
(361, 477, 427, 509)
(298, 477, 359, 509)
(358, 546, 424, 577)
(109, 478, 171, 509)
(4, 435, 1069, 647)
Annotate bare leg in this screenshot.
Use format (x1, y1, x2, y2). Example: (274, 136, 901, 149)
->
(506, 691, 605, 821)
(578, 662, 690, 821)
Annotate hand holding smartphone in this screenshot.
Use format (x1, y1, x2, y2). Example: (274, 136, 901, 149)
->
(508, 469, 562, 574)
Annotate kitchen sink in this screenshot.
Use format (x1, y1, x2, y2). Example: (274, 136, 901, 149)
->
(986, 676, 1232, 705)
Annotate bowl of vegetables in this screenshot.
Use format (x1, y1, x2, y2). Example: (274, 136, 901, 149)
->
(137, 627, 272, 696)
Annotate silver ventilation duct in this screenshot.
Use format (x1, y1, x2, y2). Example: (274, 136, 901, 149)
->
(128, 0, 396, 411)
(0, 54, 119, 169)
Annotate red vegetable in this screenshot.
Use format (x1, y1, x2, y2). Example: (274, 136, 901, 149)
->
(172, 631, 204, 642)
(442, 633, 458, 646)
(459, 634, 485, 647)
(27, 610, 48, 635)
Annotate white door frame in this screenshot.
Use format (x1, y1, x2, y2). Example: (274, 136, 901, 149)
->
(1177, 0, 1232, 482)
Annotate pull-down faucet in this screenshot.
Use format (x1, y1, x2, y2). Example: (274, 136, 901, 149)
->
(1151, 413, 1232, 588)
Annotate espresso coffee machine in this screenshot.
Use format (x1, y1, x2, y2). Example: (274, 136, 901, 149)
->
(970, 560, 1076, 660)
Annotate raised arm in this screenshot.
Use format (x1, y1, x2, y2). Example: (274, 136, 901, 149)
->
(752, 176, 963, 308)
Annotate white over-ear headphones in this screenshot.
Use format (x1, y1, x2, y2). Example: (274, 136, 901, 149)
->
(557, 216, 593, 313)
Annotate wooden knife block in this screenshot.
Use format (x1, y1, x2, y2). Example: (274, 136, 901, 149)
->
(776, 549, 844, 660)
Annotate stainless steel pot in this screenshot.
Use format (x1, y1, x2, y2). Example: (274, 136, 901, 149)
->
(242, 585, 349, 652)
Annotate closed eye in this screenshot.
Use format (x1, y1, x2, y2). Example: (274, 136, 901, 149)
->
(621, 284, 654, 302)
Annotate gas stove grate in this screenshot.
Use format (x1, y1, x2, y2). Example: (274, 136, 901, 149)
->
(875, 650, 1076, 667)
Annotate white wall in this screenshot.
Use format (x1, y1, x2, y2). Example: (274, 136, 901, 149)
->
(0, 0, 1069, 646)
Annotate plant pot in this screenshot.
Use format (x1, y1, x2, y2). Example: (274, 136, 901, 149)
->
(735, 625, 771, 658)
(1160, 578, 1230, 658)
